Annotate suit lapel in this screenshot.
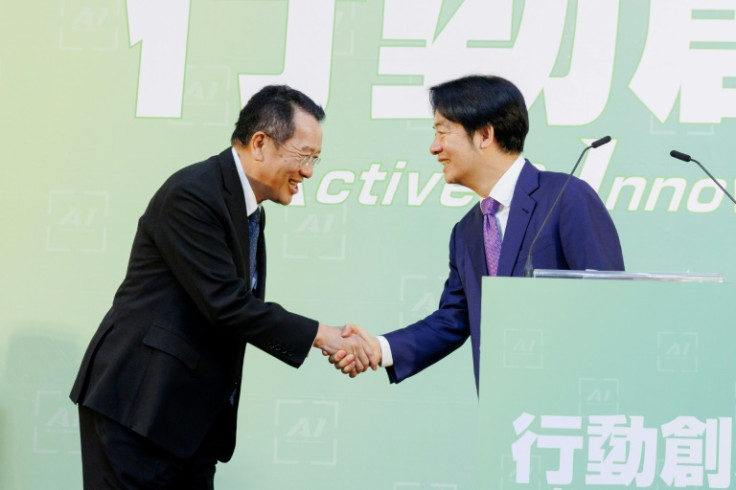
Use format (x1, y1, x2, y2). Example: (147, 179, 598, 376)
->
(218, 149, 251, 281)
(498, 161, 539, 276)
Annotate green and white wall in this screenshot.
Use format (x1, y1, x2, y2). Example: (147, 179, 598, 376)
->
(2, 1, 735, 488)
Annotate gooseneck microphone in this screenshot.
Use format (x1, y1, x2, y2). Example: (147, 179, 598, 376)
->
(669, 150, 691, 162)
(522, 136, 612, 278)
(670, 150, 736, 205)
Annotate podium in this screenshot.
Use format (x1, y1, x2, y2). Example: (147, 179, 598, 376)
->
(477, 273, 733, 489)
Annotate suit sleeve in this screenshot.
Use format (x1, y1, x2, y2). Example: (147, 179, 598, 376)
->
(559, 178, 625, 271)
(146, 180, 317, 367)
(383, 225, 471, 384)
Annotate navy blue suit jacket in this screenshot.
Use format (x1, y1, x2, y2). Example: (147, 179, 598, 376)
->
(384, 160, 624, 391)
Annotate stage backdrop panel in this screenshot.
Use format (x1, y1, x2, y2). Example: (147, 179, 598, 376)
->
(479, 277, 734, 489)
(2, 0, 736, 488)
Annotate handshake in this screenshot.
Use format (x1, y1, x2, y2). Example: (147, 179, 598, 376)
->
(313, 324, 380, 378)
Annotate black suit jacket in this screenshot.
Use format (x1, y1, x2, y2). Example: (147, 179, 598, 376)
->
(70, 148, 318, 461)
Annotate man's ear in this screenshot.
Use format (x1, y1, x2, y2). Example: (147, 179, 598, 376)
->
(477, 124, 495, 149)
(250, 132, 268, 162)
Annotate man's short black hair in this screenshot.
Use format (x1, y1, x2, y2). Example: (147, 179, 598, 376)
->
(231, 85, 325, 146)
(430, 75, 529, 154)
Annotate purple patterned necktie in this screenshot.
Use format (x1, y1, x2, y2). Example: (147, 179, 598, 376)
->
(481, 197, 502, 276)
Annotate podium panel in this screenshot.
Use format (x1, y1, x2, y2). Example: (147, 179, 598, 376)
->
(478, 277, 734, 489)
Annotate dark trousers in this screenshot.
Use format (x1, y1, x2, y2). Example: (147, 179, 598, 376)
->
(78, 405, 219, 489)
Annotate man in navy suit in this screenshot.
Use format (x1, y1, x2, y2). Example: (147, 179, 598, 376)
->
(70, 85, 377, 489)
(328, 75, 624, 391)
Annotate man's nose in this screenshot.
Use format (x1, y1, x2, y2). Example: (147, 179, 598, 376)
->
(300, 164, 314, 179)
(430, 138, 441, 155)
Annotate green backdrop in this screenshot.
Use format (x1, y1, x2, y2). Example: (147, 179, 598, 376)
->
(479, 278, 733, 489)
(2, 0, 735, 488)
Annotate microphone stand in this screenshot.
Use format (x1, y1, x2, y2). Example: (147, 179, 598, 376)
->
(670, 150, 736, 205)
(523, 136, 612, 277)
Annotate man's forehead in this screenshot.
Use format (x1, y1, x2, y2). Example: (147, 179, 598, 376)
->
(433, 113, 458, 130)
(286, 134, 321, 152)
(293, 142, 320, 152)
(289, 111, 322, 152)
(433, 114, 451, 127)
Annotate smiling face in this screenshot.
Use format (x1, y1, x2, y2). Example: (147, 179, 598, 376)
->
(430, 111, 483, 188)
(251, 109, 323, 205)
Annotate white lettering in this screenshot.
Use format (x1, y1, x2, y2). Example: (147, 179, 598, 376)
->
(316, 171, 354, 204)
(127, 0, 191, 118)
(359, 164, 388, 205)
(687, 178, 726, 213)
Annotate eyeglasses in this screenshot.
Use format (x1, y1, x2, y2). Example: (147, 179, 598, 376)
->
(266, 134, 321, 169)
(292, 153, 321, 169)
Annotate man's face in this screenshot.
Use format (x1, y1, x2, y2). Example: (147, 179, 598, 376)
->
(260, 109, 322, 205)
(430, 111, 482, 187)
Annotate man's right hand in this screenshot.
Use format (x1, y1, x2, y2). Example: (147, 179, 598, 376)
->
(313, 323, 378, 376)
(322, 324, 381, 378)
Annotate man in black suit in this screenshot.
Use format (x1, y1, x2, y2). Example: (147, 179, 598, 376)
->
(70, 85, 376, 489)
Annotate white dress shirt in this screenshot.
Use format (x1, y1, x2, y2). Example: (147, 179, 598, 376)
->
(232, 147, 260, 218)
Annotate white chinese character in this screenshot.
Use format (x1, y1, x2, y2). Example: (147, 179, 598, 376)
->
(512, 413, 538, 484)
(127, 0, 191, 118)
(629, 0, 736, 123)
(660, 416, 733, 488)
(511, 413, 583, 485)
(238, 0, 335, 108)
(373, 0, 618, 126)
(543, 0, 619, 126)
(585, 415, 657, 486)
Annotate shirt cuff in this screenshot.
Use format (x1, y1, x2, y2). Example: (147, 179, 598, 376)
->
(377, 336, 393, 367)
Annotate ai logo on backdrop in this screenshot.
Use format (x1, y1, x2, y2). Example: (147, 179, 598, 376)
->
(46, 190, 108, 253)
(579, 378, 620, 415)
(398, 274, 444, 327)
(59, 0, 121, 51)
(282, 204, 347, 260)
(273, 399, 338, 465)
(33, 390, 79, 455)
(657, 332, 698, 373)
(173, 65, 232, 127)
(503, 328, 543, 369)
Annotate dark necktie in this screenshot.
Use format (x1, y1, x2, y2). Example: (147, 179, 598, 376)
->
(248, 208, 261, 289)
(481, 197, 502, 276)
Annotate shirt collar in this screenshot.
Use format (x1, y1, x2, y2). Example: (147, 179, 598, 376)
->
(231, 147, 259, 217)
(485, 154, 526, 207)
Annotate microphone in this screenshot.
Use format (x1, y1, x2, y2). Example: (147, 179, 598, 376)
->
(591, 135, 611, 148)
(669, 150, 691, 162)
(670, 150, 736, 205)
(522, 136, 612, 277)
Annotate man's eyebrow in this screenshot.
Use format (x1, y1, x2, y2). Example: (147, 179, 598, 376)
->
(300, 145, 321, 155)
